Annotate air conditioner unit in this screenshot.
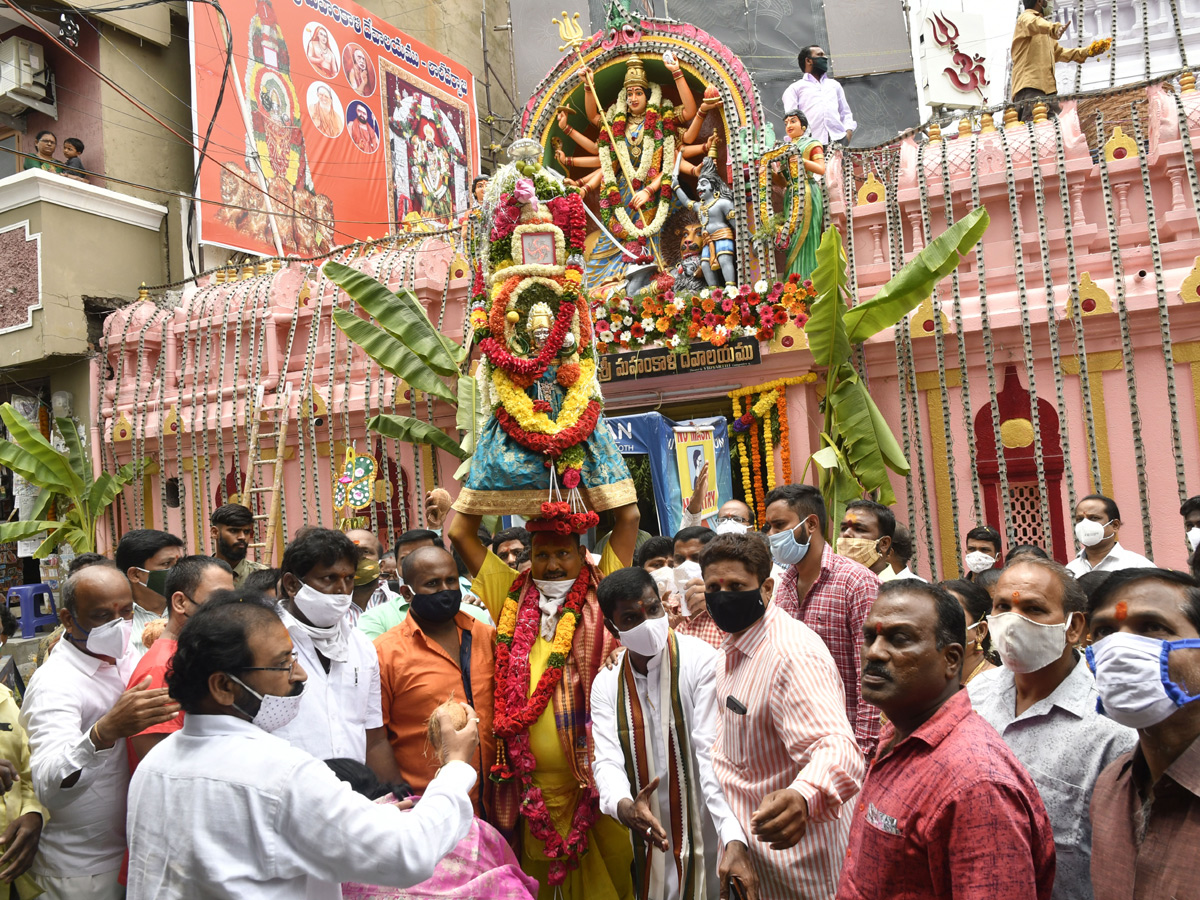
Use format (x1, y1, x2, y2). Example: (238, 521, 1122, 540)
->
(0, 37, 48, 100)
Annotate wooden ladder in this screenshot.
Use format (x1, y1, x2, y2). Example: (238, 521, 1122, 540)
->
(242, 383, 292, 566)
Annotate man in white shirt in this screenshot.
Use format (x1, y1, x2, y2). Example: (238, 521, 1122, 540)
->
(128, 592, 480, 899)
(968, 557, 1136, 900)
(781, 46, 856, 146)
(1066, 494, 1153, 577)
(344, 528, 398, 628)
(21, 565, 179, 900)
(114, 528, 184, 659)
(271, 528, 406, 783)
(592, 567, 757, 900)
(885, 524, 927, 582)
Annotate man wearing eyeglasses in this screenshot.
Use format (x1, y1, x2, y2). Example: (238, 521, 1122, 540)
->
(127, 592, 480, 899)
(679, 462, 754, 534)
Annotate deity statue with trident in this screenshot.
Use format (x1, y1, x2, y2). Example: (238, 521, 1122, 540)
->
(552, 13, 721, 281)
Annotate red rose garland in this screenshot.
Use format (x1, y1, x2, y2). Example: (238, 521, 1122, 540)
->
(495, 400, 602, 456)
(481, 294, 578, 384)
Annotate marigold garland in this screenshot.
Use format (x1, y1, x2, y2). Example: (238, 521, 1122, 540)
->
(736, 428, 755, 523)
(492, 359, 598, 437)
(777, 391, 793, 484)
(762, 404, 776, 492)
(492, 566, 600, 884)
(747, 397, 766, 527)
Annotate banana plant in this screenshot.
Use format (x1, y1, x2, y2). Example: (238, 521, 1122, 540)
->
(324, 261, 485, 479)
(0, 403, 138, 556)
(803, 206, 989, 537)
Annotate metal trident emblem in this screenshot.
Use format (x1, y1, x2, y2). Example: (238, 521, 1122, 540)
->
(553, 11, 585, 52)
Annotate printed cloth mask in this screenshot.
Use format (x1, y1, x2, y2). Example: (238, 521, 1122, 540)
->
(987, 611, 1075, 674)
(673, 559, 703, 616)
(650, 566, 675, 598)
(354, 558, 381, 587)
(1188, 527, 1200, 552)
(716, 519, 749, 535)
(79, 616, 133, 660)
(409, 588, 462, 624)
(964, 551, 997, 574)
(1074, 518, 1112, 548)
(707, 587, 767, 634)
(769, 523, 811, 567)
(228, 674, 305, 733)
(293, 582, 353, 628)
(618, 613, 670, 657)
(1087, 632, 1200, 728)
(837, 536, 881, 569)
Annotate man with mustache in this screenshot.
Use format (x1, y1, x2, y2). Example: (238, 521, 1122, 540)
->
(837, 580, 1056, 899)
(211, 504, 265, 588)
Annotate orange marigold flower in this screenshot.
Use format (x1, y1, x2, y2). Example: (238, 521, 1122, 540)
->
(688, 323, 700, 338)
(664, 303, 679, 317)
(725, 312, 740, 329)
(701, 297, 715, 313)
(656, 317, 671, 333)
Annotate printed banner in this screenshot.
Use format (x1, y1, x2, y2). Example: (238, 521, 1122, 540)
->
(673, 426, 719, 521)
(190, 0, 478, 256)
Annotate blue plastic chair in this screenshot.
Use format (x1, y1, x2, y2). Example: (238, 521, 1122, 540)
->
(6, 584, 58, 638)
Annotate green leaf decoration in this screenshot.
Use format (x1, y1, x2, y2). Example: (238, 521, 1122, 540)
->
(367, 414, 469, 460)
(331, 309, 457, 404)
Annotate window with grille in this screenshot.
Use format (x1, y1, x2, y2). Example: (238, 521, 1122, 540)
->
(1009, 483, 1046, 548)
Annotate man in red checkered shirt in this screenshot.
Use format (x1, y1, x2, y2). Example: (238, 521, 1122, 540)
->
(765, 485, 881, 757)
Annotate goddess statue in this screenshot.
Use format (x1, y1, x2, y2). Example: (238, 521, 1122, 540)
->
(760, 109, 826, 282)
(554, 53, 720, 274)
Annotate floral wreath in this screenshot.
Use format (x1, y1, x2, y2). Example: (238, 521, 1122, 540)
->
(758, 144, 806, 251)
(492, 564, 601, 883)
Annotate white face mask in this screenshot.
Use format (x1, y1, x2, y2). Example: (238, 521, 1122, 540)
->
(1074, 518, 1112, 548)
(532, 578, 573, 604)
(292, 582, 353, 627)
(617, 613, 670, 657)
(1087, 632, 1200, 728)
(228, 674, 305, 733)
(81, 617, 133, 660)
(1188, 527, 1200, 552)
(964, 551, 996, 574)
(987, 611, 1075, 674)
(716, 519, 748, 535)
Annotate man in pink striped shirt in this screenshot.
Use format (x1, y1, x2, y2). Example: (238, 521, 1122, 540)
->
(698, 532, 865, 900)
(765, 485, 881, 757)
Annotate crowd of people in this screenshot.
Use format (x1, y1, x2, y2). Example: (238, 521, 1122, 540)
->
(0, 478, 1196, 900)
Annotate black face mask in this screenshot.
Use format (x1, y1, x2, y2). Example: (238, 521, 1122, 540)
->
(146, 569, 169, 597)
(706, 587, 767, 634)
(811, 56, 830, 76)
(409, 589, 462, 624)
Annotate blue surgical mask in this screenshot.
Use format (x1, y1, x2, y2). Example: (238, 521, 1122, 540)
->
(769, 521, 811, 567)
(1087, 633, 1200, 728)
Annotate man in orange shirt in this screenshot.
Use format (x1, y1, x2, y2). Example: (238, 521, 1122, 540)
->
(126, 556, 233, 771)
(375, 545, 495, 817)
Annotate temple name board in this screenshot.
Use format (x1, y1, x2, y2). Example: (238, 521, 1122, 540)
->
(597, 337, 760, 384)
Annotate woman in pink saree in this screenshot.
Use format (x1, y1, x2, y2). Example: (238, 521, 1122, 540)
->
(327, 759, 538, 900)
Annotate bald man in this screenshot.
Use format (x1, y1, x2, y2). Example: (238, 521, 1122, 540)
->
(680, 462, 755, 533)
(345, 528, 398, 628)
(374, 546, 496, 812)
(21, 567, 179, 900)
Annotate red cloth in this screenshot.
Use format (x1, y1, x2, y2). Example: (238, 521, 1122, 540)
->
(774, 545, 882, 756)
(126, 637, 183, 773)
(837, 691, 1056, 900)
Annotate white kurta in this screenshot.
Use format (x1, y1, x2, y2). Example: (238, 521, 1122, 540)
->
(592, 632, 747, 900)
(272, 610, 383, 763)
(20, 638, 137, 879)
(127, 714, 476, 899)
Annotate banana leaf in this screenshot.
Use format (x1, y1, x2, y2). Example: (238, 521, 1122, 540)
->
(87, 464, 137, 514)
(843, 207, 989, 343)
(324, 262, 464, 376)
(827, 367, 905, 505)
(453, 374, 485, 480)
(57, 417, 90, 491)
(28, 487, 55, 522)
(0, 519, 59, 543)
(0, 406, 80, 495)
(331, 309, 457, 404)
(367, 413, 468, 460)
(803, 228, 852, 372)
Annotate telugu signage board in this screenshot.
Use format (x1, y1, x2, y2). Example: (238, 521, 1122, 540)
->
(597, 337, 760, 384)
(190, 0, 479, 257)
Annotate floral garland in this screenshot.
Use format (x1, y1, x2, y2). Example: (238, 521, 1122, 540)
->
(483, 278, 577, 386)
(491, 358, 598, 436)
(736, 428, 755, 523)
(748, 396, 765, 526)
(593, 276, 813, 355)
(763, 403, 776, 492)
(596, 84, 678, 242)
(732, 388, 780, 433)
(777, 391, 793, 484)
(492, 566, 599, 884)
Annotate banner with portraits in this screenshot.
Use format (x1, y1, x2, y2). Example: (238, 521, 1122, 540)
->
(190, 0, 478, 256)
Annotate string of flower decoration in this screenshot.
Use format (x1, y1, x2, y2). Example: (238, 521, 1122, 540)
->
(748, 396, 765, 525)
(777, 390, 793, 484)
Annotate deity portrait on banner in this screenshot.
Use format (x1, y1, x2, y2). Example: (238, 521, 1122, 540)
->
(382, 60, 470, 228)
